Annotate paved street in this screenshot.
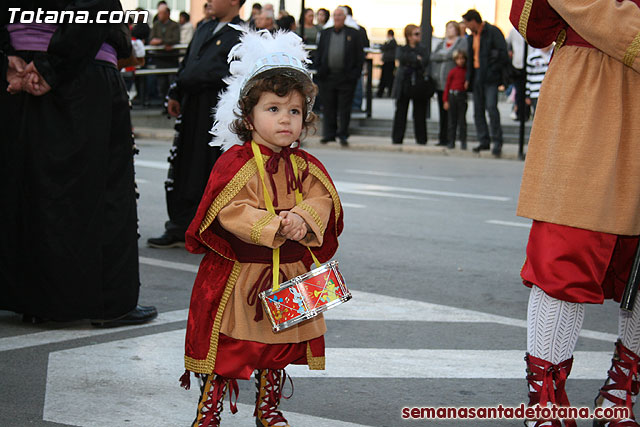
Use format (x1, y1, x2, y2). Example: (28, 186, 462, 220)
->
(0, 141, 621, 426)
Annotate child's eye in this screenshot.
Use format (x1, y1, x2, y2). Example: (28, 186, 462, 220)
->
(268, 106, 278, 112)
(290, 109, 301, 115)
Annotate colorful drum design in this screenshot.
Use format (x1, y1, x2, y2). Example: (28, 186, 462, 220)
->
(259, 260, 351, 332)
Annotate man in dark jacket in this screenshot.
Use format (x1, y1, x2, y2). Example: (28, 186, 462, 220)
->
(315, 6, 365, 146)
(0, 0, 157, 326)
(462, 9, 509, 156)
(147, 0, 245, 248)
(377, 29, 397, 98)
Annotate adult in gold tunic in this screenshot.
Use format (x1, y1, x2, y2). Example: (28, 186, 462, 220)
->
(511, 1, 640, 426)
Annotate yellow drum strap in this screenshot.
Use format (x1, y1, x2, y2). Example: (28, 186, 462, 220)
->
(251, 141, 320, 292)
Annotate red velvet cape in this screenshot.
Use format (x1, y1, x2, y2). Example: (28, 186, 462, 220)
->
(510, 0, 640, 49)
(183, 141, 344, 374)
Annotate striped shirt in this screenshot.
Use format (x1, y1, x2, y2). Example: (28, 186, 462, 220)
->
(526, 48, 552, 99)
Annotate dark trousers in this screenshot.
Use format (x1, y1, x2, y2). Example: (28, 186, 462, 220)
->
(436, 90, 449, 144)
(392, 93, 427, 144)
(512, 68, 530, 121)
(472, 73, 503, 150)
(319, 75, 357, 140)
(447, 92, 468, 148)
(164, 90, 222, 237)
(352, 74, 363, 111)
(377, 61, 395, 97)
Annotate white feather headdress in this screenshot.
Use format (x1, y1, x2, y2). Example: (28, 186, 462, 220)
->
(210, 25, 314, 151)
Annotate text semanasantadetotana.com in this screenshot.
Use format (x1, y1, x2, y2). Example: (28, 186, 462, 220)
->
(401, 404, 630, 420)
(8, 8, 148, 25)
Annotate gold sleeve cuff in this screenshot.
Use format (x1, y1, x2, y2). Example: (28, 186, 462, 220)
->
(250, 212, 277, 245)
(623, 31, 640, 68)
(297, 202, 325, 233)
(291, 202, 327, 247)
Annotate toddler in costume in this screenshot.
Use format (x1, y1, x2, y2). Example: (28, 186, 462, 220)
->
(180, 27, 344, 427)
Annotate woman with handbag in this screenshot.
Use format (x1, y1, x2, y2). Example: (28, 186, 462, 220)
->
(391, 24, 431, 145)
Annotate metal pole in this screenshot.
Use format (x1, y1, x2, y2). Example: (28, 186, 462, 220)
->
(420, 0, 432, 58)
(300, 0, 305, 41)
(518, 42, 528, 160)
(279, 0, 286, 13)
(366, 58, 373, 118)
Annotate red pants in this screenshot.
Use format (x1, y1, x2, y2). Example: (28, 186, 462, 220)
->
(522, 221, 639, 304)
(213, 334, 325, 380)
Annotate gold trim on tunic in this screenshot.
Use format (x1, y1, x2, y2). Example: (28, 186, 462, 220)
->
(555, 29, 566, 50)
(298, 201, 325, 232)
(199, 159, 258, 235)
(518, 0, 533, 41)
(306, 342, 326, 370)
(623, 31, 640, 67)
(251, 212, 277, 244)
(184, 262, 242, 373)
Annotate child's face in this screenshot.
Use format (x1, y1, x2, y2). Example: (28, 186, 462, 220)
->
(251, 90, 304, 152)
(455, 56, 466, 67)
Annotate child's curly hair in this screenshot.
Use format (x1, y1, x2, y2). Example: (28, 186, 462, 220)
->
(231, 73, 317, 142)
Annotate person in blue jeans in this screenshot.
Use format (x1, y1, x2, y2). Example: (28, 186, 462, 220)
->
(462, 9, 509, 157)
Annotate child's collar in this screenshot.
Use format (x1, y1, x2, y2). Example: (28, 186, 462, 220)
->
(248, 140, 299, 156)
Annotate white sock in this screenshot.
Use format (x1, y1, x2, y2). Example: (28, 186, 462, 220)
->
(527, 285, 585, 364)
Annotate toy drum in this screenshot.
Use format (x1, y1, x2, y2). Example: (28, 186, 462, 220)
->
(259, 260, 351, 332)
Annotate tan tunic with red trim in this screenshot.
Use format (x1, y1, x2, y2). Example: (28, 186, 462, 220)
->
(217, 157, 333, 344)
(517, 0, 640, 235)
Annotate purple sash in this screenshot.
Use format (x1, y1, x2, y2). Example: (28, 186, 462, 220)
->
(7, 23, 117, 66)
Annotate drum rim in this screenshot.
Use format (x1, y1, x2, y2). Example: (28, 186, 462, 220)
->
(270, 293, 352, 332)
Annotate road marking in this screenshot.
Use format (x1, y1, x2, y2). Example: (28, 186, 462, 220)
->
(0, 309, 188, 352)
(486, 219, 532, 229)
(43, 330, 612, 426)
(335, 181, 510, 202)
(345, 169, 456, 182)
(138, 257, 617, 343)
(139, 256, 199, 273)
(135, 159, 169, 170)
(3, 258, 615, 353)
(44, 334, 373, 427)
(335, 183, 437, 201)
(134, 161, 507, 202)
(342, 202, 366, 208)
(288, 348, 612, 380)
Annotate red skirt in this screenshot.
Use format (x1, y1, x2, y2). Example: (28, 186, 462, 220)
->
(213, 334, 325, 380)
(522, 221, 639, 304)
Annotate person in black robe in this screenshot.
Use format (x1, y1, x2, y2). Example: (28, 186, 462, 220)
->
(147, 0, 246, 248)
(0, 0, 156, 326)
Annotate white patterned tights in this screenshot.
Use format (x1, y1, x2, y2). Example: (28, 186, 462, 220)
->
(526, 284, 640, 417)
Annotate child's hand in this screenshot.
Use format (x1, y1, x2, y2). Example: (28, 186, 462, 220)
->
(278, 211, 309, 241)
(443, 101, 449, 111)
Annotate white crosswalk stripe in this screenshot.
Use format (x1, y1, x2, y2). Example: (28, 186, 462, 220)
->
(30, 256, 618, 426)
